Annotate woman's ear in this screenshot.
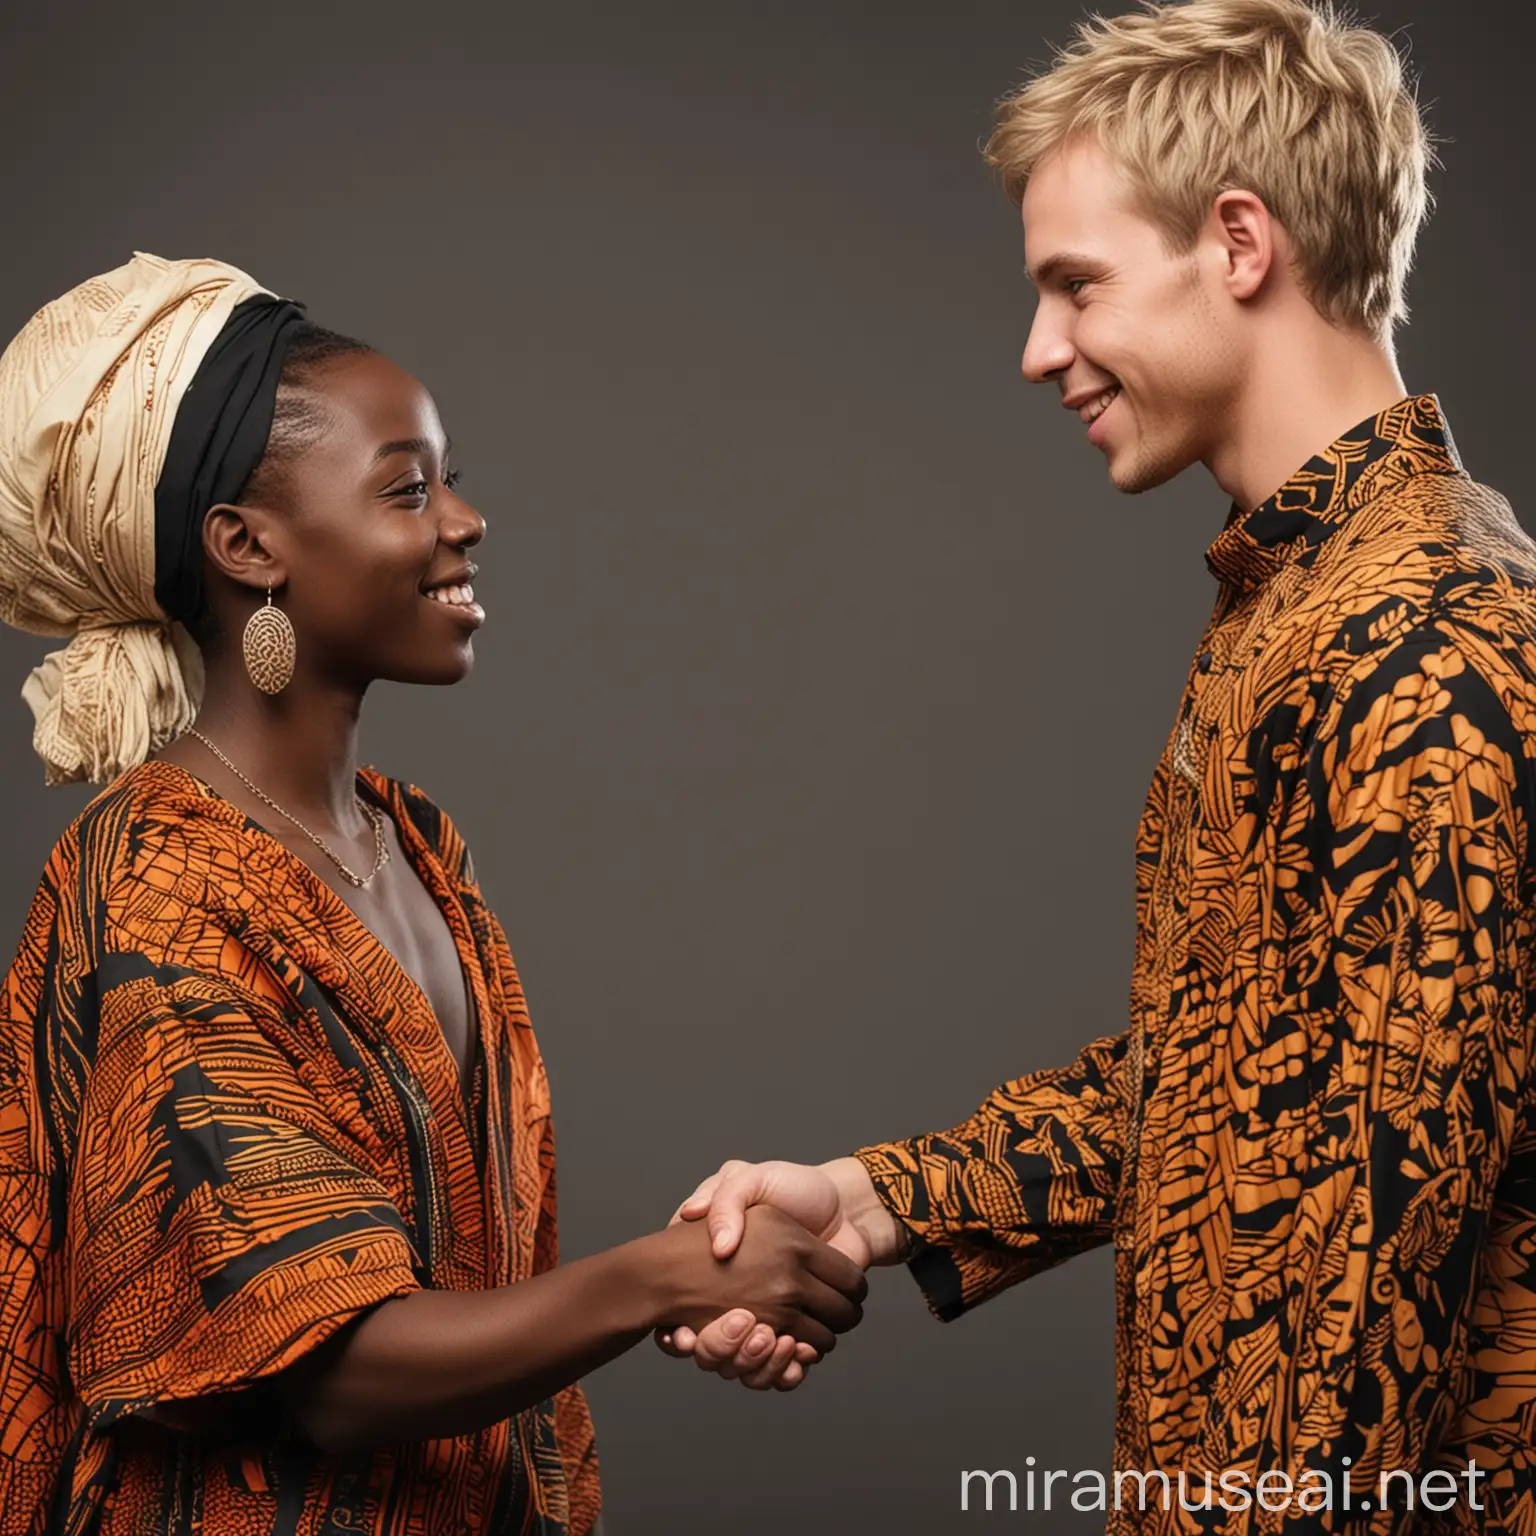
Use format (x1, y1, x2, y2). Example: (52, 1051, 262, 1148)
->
(202, 503, 288, 594)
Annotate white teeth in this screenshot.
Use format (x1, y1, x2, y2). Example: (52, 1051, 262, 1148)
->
(1082, 386, 1120, 423)
(427, 583, 476, 605)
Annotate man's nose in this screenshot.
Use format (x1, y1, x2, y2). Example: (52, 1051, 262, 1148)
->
(1021, 311, 1073, 384)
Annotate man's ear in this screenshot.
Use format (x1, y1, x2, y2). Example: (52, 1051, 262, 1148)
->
(1211, 188, 1276, 303)
(202, 503, 288, 594)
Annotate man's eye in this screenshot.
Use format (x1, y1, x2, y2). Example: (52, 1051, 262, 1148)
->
(1065, 278, 1090, 296)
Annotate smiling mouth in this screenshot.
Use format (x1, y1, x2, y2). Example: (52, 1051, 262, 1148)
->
(424, 582, 477, 608)
(1080, 386, 1120, 424)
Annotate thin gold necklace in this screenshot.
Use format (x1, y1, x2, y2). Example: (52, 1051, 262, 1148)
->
(187, 728, 391, 889)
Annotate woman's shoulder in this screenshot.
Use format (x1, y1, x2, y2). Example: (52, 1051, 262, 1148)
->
(74, 757, 225, 840)
(48, 759, 249, 899)
(9, 762, 247, 983)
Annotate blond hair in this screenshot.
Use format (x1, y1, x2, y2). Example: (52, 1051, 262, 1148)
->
(987, 0, 1434, 331)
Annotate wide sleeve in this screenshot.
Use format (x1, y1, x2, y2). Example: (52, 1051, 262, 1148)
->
(440, 805, 602, 1535)
(523, 1028, 601, 1534)
(852, 1029, 1127, 1320)
(66, 947, 422, 1427)
(1264, 637, 1535, 1528)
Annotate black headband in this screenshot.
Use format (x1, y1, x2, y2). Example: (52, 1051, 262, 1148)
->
(153, 292, 308, 627)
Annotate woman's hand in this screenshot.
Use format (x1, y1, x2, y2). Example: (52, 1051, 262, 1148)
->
(653, 1156, 907, 1390)
(645, 1203, 867, 1356)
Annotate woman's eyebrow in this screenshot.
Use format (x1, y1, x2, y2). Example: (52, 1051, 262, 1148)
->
(372, 435, 450, 465)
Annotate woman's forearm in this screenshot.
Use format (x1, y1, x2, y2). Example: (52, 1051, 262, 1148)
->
(284, 1233, 669, 1452)
(281, 1206, 863, 1453)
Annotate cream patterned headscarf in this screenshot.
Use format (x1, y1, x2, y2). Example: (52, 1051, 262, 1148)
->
(0, 253, 269, 784)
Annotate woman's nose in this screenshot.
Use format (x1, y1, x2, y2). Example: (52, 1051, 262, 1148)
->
(443, 494, 486, 549)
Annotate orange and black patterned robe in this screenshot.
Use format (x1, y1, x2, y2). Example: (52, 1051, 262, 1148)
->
(0, 762, 599, 1534)
(857, 397, 1536, 1533)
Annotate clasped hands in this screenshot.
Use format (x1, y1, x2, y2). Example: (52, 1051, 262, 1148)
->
(653, 1156, 907, 1391)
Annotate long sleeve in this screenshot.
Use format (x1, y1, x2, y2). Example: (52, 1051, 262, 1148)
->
(1260, 636, 1536, 1531)
(853, 1030, 1127, 1320)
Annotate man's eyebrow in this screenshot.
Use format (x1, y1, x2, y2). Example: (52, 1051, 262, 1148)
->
(1028, 252, 1103, 288)
(372, 435, 450, 465)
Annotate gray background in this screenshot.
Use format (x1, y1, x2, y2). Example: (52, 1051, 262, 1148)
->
(0, 1, 1528, 1531)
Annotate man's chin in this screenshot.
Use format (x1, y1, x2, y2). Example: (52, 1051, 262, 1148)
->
(1105, 442, 1187, 495)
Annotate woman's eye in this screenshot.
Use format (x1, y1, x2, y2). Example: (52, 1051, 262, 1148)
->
(444, 468, 462, 492)
(394, 480, 430, 500)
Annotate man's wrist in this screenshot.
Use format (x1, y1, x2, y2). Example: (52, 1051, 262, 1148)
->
(821, 1155, 913, 1266)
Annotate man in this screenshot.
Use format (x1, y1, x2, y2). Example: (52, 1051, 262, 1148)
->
(660, 0, 1536, 1530)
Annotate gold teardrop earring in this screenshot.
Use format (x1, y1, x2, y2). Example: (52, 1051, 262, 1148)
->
(242, 583, 297, 695)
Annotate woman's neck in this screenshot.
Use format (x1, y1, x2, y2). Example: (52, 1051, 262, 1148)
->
(180, 660, 369, 834)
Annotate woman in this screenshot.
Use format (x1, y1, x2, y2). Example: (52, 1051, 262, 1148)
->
(0, 255, 860, 1535)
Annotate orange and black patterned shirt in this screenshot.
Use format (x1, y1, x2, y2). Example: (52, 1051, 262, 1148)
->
(0, 762, 599, 1535)
(857, 397, 1536, 1533)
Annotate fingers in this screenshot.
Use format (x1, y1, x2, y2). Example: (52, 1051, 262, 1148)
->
(715, 1322, 777, 1383)
(690, 1310, 759, 1372)
(774, 1358, 808, 1390)
(671, 1169, 725, 1225)
(686, 1324, 812, 1390)
(676, 1159, 754, 1221)
(652, 1325, 696, 1357)
(783, 1311, 837, 1356)
(664, 1304, 820, 1392)
(795, 1273, 864, 1337)
(739, 1331, 801, 1390)
(802, 1239, 870, 1303)
(671, 1161, 762, 1254)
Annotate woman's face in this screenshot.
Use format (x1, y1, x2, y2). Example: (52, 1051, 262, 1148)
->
(259, 351, 486, 689)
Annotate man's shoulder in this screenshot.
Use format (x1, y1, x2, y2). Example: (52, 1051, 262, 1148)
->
(1355, 467, 1532, 591)
(1288, 470, 1536, 668)
(1312, 472, 1536, 757)
(1225, 472, 1536, 762)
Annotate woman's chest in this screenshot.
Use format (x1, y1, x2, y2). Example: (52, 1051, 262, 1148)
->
(349, 868, 476, 1082)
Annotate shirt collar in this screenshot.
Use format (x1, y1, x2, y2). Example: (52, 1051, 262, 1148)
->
(1204, 393, 1462, 593)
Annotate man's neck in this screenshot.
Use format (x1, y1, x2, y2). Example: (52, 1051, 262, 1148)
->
(1205, 318, 1409, 514)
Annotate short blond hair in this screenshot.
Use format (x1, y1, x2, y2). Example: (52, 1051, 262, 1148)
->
(987, 0, 1434, 331)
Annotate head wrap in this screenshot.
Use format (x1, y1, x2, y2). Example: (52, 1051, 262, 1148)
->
(155, 291, 306, 628)
(0, 252, 305, 785)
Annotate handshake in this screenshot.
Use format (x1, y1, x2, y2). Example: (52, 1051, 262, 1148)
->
(647, 1155, 911, 1392)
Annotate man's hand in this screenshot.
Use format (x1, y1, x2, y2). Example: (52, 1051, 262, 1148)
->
(654, 1156, 910, 1389)
(678, 1158, 880, 1266)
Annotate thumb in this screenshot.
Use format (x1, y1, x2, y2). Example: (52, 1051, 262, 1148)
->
(672, 1172, 722, 1225)
(707, 1170, 761, 1259)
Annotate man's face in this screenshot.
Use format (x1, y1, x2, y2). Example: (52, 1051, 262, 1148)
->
(1020, 139, 1243, 493)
